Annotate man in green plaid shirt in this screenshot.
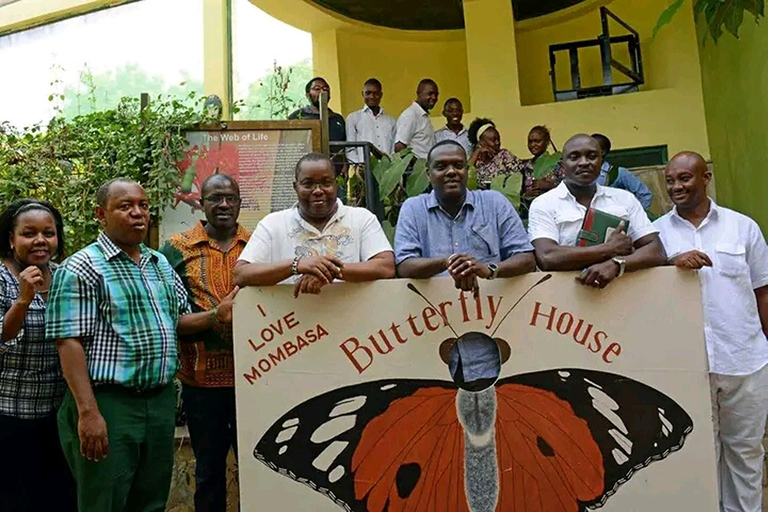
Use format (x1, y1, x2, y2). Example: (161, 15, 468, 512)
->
(46, 179, 238, 512)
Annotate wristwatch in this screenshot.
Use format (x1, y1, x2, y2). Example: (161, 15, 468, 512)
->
(486, 263, 500, 280)
(612, 257, 626, 278)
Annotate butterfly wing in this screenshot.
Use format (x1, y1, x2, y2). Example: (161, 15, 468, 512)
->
(254, 378, 468, 512)
(494, 369, 694, 511)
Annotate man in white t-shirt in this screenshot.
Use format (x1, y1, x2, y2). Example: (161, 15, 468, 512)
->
(654, 151, 768, 512)
(394, 79, 438, 159)
(528, 133, 666, 288)
(234, 153, 395, 296)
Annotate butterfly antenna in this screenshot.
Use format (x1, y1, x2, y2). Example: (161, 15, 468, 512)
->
(490, 274, 552, 337)
(406, 282, 460, 338)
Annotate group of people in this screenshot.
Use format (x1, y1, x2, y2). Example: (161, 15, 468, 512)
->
(0, 126, 765, 512)
(290, 76, 653, 220)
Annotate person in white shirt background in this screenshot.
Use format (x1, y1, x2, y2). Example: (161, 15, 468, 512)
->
(434, 98, 472, 156)
(234, 153, 394, 297)
(345, 78, 396, 163)
(528, 133, 666, 288)
(394, 79, 439, 159)
(654, 151, 768, 512)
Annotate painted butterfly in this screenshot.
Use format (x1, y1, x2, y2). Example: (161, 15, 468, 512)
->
(253, 276, 694, 512)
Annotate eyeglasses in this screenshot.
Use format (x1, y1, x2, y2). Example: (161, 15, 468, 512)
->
(203, 194, 241, 205)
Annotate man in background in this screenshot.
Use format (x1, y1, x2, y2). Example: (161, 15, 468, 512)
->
(434, 98, 472, 156)
(591, 133, 653, 211)
(161, 174, 247, 512)
(394, 78, 439, 159)
(346, 78, 396, 164)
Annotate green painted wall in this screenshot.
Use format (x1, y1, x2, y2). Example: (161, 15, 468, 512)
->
(697, 16, 768, 232)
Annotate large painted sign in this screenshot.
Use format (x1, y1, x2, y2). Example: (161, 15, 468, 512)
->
(233, 269, 718, 511)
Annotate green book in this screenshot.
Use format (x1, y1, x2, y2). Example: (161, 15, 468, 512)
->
(577, 208, 629, 247)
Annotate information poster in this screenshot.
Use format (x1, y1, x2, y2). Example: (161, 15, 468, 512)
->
(233, 269, 719, 512)
(160, 121, 319, 243)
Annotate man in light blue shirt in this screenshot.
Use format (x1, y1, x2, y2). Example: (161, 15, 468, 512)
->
(395, 140, 535, 384)
(592, 133, 653, 210)
(395, 140, 535, 291)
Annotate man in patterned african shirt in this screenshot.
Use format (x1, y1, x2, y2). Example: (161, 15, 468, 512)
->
(161, 173, 246, 512)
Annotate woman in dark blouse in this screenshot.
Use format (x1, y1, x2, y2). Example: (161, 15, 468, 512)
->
(0, 199, 75, 511)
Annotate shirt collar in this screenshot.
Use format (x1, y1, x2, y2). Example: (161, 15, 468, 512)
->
(411, 101, 429, 116)
(363, 105, 385, 117)
(555, 180, 608, 200)
(187, 220, 250, 246)
(97, 232, 156, 262)
(671, 198, 719, 224)
(440, 125, 467, 136)
(426, 190, 475, 210)
(292, 199, 348, 231)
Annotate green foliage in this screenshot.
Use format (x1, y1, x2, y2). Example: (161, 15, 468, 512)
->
(0, 92, 215, 255)
(533, 152, 562, 179)
(240, 59, 312, 120)
(490, 173, 523, 210)
(654, 0, 764, 42)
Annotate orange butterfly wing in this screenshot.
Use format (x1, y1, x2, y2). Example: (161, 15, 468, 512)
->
(352, 387, 470, 512)
(495, 384, 605, 512)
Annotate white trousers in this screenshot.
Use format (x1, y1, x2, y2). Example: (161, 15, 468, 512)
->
(710, 363, 768, 512)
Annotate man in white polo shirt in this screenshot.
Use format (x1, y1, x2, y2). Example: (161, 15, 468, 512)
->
(654, 151, 768, 512)
(346, 78, 396, 163)
(234, 153, 395, 296)
(394, 79, 439, 159)
(528, 133, 666, 288)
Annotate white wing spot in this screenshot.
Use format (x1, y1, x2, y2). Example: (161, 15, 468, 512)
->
(329, 465, 345, 483)
(659, 410, 673, 437)
(275, 426, 298, 444)
(330, 396, 367, 418)
(313, 441, 349, 471)
(311, 416, 357, 444)
(612, 448, 629, 465)
(278, 446, 288, 455)
(584, 378, 603, 389)
(558, 371, 570, 378)
(282, 418, 299, 428)
(589, 387, 628, 434)
(609, 428, 633, 457)
(381, 384, 397, 391)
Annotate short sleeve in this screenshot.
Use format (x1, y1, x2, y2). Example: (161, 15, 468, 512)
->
(394, 198, 423, 265)
(624, 195, 658, 242)
(239, 220, 273, 264)
(358, 210, 393, 261)
(0, 277, 22, 352)
(746, 220, 768, 289)
(45, 265, 99, 342)
(395, 111, 416, 147)
(494, 194, 534, 259)
(527, 197, 560, 243)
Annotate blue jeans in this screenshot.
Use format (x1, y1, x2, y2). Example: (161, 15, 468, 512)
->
(182, 384, 237, 512)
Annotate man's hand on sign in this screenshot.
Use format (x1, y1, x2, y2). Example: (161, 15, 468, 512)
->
(446, 254, 482, 298)
(215, 286, 240, 323)
(577, 260, 619, 289)
(604, 221, 633, 257)
(669, 250, 713, 270)
(79, 409, 109, 462)
(293, 274, 327, 298)
(298, 256, 344, 283)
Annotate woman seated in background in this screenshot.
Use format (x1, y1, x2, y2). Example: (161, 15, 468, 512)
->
(467, 118, 526, 188)
(0, 199, 75, 512)
(519, 125, 563, 219)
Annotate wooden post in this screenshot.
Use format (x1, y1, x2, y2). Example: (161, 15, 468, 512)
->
(319, 91, 330, 155)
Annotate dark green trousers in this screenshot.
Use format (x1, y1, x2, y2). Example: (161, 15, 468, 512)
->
(58, 384, 175, 512)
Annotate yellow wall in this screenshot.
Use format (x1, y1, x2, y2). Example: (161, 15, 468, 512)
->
(335, 29, 470, 118)
(468, 0, 710, 159)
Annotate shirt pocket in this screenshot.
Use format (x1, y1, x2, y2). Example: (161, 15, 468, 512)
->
(469, 225, 499, 261)
(715, 244, 749, 278)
